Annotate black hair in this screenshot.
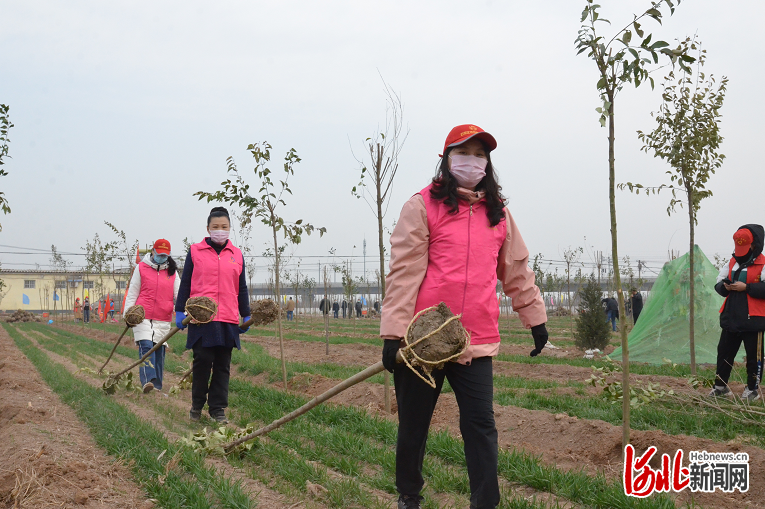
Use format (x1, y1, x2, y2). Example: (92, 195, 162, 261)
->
(429, 145, 506, 226)
(166, 256, 177, 276)
(207, 206, 230, 226)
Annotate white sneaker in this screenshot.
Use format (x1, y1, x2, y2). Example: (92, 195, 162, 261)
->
(741, 387, 761, 402)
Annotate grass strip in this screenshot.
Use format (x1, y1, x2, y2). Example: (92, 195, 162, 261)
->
(233, 342, 387, 385)
(228, 380, 677, 509)
(27, 323, 188, 373)
(495, 353, 726, 378)
(4, 323, 255, 509)
(495, 390, 765, 448)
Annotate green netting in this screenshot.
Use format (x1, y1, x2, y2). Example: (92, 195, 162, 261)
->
(612, 246, 741, 365)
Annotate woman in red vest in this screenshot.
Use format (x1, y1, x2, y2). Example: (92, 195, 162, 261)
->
(176, 206, 251, 424)
(123, 239, 180, 394)
(711, 224, 765, 402)
(380, 125, 548, 509)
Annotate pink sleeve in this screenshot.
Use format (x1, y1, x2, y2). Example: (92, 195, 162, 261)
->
(380, 194, 429, 340)
(497, 209, 547, 329)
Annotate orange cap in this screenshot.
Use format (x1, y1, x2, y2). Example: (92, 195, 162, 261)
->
(441, 124, 497, 157)
(733, 229, 753, 257)
(153, 239, 171, 255)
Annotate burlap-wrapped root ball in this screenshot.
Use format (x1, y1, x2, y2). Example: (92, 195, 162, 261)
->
(185, 296, 218, 323)
(6, 310, 40, 323)
(123, 305, 145, 327)
(249, 299, 280, 327)
(404, 302, 470, 372)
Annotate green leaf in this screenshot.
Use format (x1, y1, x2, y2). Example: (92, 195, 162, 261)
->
(622, 30, 631, 45)
(633, 21, 644, 38)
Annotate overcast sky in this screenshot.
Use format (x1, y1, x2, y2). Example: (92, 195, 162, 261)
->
(1, 0, 762, 281)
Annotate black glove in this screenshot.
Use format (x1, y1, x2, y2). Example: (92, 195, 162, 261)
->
(530, 323, 548, 357)
(382, 339, 401, 373)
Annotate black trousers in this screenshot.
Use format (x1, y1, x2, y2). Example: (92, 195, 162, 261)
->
(192, 345, 233, 414)
(394, 356, 499, 509)
(715, 330, 764, 390)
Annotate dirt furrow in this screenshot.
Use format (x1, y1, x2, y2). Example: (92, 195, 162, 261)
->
(0, 326, 151, 509)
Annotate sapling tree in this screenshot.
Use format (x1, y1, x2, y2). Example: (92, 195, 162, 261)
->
(574, 275, 613, 350)
(285, 261, 303, 320)
(334, 260, 358, 317)
(82, 233, 118, 332)
(322, 264, 331, 355)
(0, 104, 13, 231)
(562, 246, 584, 314)
(351, 80, 407, 303)
(575, 0, 693, 449)
(621, 37, 727, 375)
(302, 275, 317, 318)
(352, 81, 407, 412)
(105, 221, 139, 313)
(50, 245, 73, 323)
(196, 142, 325, 388)
(233, 212, 258, 298)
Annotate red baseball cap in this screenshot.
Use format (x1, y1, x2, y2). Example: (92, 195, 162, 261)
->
(441, 124, 497, 157)
(733, 228, 753, 257)
(153, 239, 171, 255)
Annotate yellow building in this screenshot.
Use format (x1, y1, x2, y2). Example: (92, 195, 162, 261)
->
(0, 269, 130, 313)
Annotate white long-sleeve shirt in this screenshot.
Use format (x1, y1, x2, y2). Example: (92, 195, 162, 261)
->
(124, 254, 181, 343)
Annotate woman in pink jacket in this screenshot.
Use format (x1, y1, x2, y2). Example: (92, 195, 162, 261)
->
(175, 207, 251, 424)
(380, 124, 548, 509)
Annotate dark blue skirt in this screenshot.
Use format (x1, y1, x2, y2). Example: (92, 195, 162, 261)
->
(186, 321, 241, 350)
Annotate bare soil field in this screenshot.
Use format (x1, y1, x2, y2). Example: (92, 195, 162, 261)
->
(3, 317, 763, 508)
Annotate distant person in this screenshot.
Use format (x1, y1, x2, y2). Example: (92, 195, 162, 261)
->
(602, 295, 618, 331)
(74, 298, 82, 322)
(319, 298, 329, 316)
(286, 297, 295, 321)
(109, 298, 116, 319)
(342, 299, 347, 318)
(374, 300, 380, 314)
(83, 297, 90, 323)
(355, 299, 362, 318)
(332, 300, 339, 318)
(630, 288, 643, 324)
(710, 224, 765, 402)
(123, 239, 180, 394)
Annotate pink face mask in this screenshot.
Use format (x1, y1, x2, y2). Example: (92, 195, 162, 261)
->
(449, 154, 488, 188)
(209, 229, 230, 245)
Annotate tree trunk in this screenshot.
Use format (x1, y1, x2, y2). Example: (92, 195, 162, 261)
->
(608, 96, 630, 452)
(688, 187, 697, 375)
(375, 151, 392, 413)
(272, 218, 288, 389)
(567, 266, 572, 315)
(324, 269, 329, 356)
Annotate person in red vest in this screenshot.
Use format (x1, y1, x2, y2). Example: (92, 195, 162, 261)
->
(124, 239, 180, 393)
(175, 207, 251, 424)
(711, 224, 765, 402)
(380, 125, 548, 509)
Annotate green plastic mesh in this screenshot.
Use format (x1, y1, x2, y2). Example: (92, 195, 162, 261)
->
(611, 246, 742, 365)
